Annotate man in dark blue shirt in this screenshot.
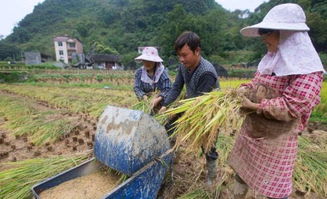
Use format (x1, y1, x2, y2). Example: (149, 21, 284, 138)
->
(152, 32, 219, 109)
(152, 31, 220, 185)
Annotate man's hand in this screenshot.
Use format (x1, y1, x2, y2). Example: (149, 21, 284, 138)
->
(151, 96, 163, 109)
(143, 95, 148, 101)
(158, 106, 167, 114)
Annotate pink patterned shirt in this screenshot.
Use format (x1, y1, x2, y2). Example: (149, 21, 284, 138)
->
(229, 72, 323, 198)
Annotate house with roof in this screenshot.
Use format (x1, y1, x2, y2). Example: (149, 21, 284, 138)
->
(53, 36, 83, 64)
(24, 52, 41, 65)
(24, 51, 52, 65)
(89, 54, 123, 70)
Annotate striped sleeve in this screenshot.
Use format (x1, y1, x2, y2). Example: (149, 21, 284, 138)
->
(133, 69, 145, 100)
(162, 66, 184, 106)
(157, 69, 172, 99)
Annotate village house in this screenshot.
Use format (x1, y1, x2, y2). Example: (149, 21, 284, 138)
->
(24, 51, 41, 65)
(89, 54, 123, 70)
(24, 51, 52, 65)
(53, 36, 83, 64)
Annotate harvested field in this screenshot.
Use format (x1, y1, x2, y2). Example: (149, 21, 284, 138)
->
(0, 71, 326, 199)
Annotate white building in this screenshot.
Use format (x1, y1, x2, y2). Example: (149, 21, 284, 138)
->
(53, 36, 83, 64)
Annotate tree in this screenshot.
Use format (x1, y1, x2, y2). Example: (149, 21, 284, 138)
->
(0, 42, 21, 60)
(91, 41, 119, 55)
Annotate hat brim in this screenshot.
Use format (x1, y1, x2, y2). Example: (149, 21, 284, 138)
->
(135, 54, 163, 62)
(240, 22, 310, 37)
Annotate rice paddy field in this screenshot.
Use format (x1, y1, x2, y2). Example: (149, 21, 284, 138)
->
(0, 68, 326, 199)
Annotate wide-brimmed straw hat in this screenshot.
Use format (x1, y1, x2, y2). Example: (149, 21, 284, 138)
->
(135, 47, 163, 62)
(240, 3, 310, 37)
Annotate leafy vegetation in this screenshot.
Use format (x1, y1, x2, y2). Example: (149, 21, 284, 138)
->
(311, 82, 327, 124)
(0, 0, 326, 68)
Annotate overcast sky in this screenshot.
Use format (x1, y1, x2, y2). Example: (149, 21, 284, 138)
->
(0, 0, 267, 39)
(215, 0, 267, 12)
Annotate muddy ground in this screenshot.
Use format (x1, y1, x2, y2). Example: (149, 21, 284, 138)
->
(0, 91, 97, 171)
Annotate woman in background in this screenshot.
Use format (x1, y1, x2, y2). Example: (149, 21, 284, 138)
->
(133, 47, 171, 109)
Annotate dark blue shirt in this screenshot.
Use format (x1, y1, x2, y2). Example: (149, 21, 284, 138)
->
(162, 57, 219, 106)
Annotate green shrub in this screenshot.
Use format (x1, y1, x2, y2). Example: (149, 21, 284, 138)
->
(0, 72, 29, 82)
(319, 52, 327, 69)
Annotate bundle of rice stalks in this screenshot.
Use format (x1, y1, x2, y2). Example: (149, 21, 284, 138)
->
(161, 89, 244, 153)
(132, 89, 187, 115)
(294, 136, 327, 197)
(178, 189, 210, 199)
(0, 153, 89, 199)
(132, 99, 152, 114)
(131, 91, 162, 114)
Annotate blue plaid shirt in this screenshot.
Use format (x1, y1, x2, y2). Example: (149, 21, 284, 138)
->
(133, 68, 172, 100)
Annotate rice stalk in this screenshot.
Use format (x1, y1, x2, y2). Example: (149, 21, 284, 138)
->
(178, 189, 210, 199)
(132, 99, 152, 114)
(161, 89, 244, 153)
(0, 95, 75, 145)
(177, 163, 231, 199)
(294, 136, 327, 197)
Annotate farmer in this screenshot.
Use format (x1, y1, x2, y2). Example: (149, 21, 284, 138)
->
(133, 46, 171, 110)
(151, 31, 220, 185)
(229, 3, 325, 199)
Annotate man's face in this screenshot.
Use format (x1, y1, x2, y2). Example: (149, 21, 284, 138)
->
(177, 44, 200, 69)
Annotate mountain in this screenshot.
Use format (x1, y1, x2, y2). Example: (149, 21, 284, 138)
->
(0, 0, 326, 66)
(2, 0, 228, 62)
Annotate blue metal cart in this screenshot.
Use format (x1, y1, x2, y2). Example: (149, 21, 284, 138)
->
(32, 106, 173, 199)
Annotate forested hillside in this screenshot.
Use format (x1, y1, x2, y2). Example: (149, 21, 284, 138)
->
(0, 0, 326, 67)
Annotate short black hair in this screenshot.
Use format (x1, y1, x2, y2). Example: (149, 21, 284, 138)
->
(174, 31, 201, 53)
(258, 28, 276, 35)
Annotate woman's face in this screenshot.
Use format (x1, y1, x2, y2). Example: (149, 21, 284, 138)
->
(142, 60, 155, 71)
(261, 31, 280, 52)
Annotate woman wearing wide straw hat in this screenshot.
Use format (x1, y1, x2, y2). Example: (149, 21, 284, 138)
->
(228, 3, 325, 199)
(134, 47, 171, 105)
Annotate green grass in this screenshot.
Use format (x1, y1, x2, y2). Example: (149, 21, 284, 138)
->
(310, 82, 327, 123)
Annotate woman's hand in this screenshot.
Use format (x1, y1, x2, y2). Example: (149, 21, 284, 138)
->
(143, 95, 148, 100)
(241, 96, 259, 111)
(236, 86, 248, 96)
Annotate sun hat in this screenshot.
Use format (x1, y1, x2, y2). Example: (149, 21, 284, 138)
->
(240, 3, 310, 37)
(135, 47, 163, 62)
